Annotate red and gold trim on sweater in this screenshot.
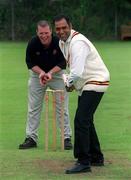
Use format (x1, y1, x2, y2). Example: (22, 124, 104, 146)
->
(85, 81, 109, 86)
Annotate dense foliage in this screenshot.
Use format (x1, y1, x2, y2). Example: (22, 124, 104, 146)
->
(0, 0, 131, 40)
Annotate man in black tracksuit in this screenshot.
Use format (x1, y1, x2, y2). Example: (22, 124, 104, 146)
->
(19, 20, 72, 150)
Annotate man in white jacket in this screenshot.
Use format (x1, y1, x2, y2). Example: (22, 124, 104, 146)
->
(52, 14, 110, 174)
(51, 15, 110, 174)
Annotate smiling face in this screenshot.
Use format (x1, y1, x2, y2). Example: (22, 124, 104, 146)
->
(36, 25, 52, 47)
(54, 18, 72, 42)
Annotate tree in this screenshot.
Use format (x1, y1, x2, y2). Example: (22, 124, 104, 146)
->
(0, 0, 131, 40)
(0, 0, 23, 40)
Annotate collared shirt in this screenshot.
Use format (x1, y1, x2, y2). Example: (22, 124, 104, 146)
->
(26, 35, 66, 72)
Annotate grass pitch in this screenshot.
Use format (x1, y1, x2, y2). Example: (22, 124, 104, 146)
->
(0, 41, 131, 179)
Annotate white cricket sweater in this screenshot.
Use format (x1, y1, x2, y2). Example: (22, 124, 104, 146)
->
(59, 30, 110, 94)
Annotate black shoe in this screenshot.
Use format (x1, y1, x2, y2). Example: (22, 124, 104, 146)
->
(65, 163, 91, 174)
(19, 137, 37, 149)
(91, 157, 104, 166)
(64, 138, 73, 150)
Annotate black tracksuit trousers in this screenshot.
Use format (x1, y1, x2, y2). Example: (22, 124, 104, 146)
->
(74, 91, 104, 165)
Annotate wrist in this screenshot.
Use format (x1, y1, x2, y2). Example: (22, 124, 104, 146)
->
(40, 70, 45, 75)
(49, 70, 53, 75)
(66, 80, 73, 87)
(39, 70, 45, 79)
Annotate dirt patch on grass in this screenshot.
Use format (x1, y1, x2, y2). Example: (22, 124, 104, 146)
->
(33, 157, 131, 172)
(19, 157, 131, 178)
(31, 159, 115, 174)
(32, 159, 73, 173)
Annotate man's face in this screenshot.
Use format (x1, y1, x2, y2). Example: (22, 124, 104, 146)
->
(54, 18, 71, 42)
(37, 25, 52, 47)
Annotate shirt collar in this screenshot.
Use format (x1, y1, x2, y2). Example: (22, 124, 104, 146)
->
(61, 29, 76, 44)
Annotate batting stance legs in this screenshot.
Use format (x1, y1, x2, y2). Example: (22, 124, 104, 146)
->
(74, 91, 104, 165)
(19, 71, 72, 150)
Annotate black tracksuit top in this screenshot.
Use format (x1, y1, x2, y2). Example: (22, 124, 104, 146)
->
(26, 35, 66, 72)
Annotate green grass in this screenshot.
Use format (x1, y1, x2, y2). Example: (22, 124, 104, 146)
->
(0, 41, 131, 180)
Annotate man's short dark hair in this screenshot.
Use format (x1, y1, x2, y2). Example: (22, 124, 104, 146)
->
(53, 14, 71, 26)
(37, 20, 51, 30)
